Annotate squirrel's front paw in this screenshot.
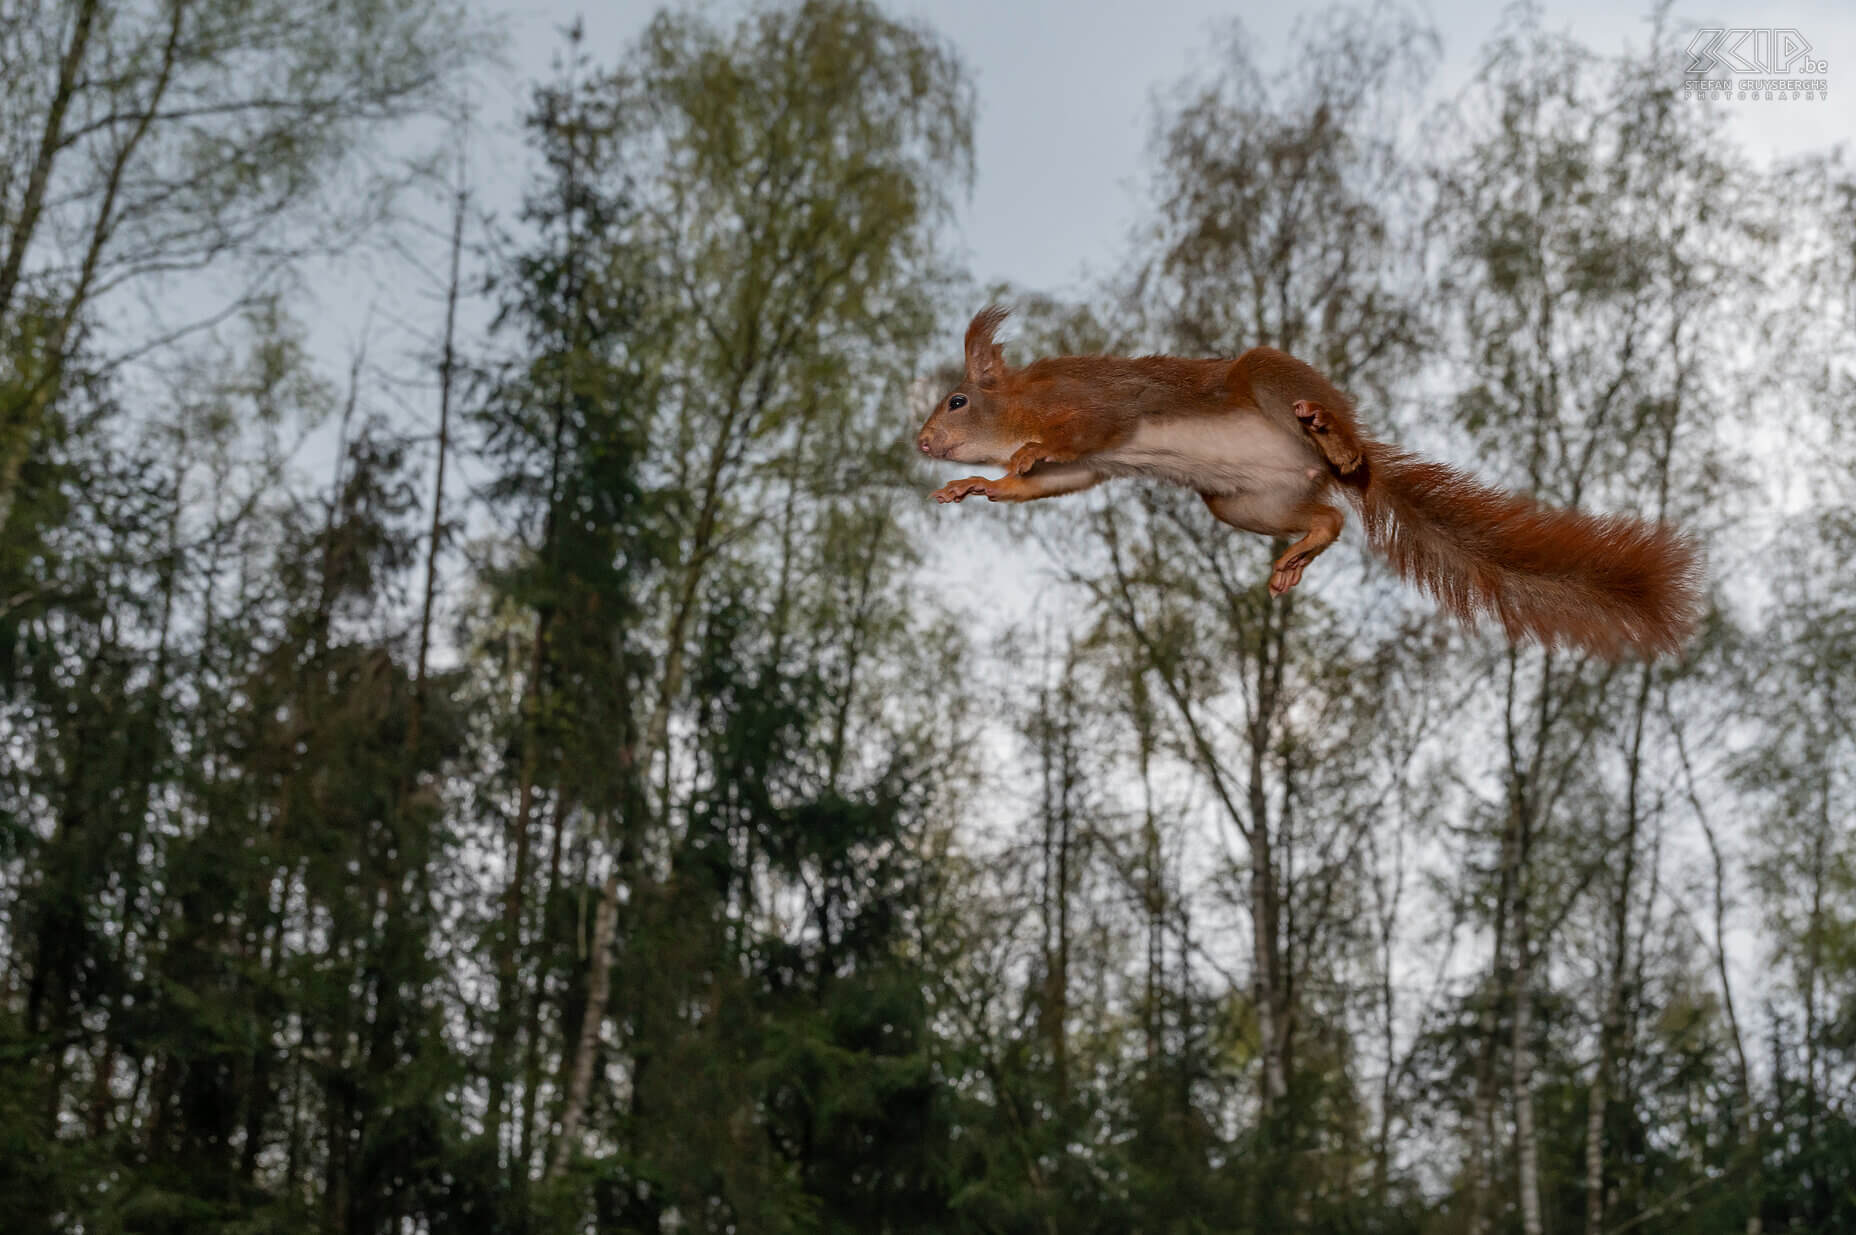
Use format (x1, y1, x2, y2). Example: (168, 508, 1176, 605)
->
(1006, 443, 1045, 476)
(932, 477, 992, 503)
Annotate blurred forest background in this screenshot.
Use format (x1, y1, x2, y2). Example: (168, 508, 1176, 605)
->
(2, 1, 1853, 1232)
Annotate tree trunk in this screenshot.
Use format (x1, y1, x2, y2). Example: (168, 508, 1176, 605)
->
(1586, 663, 1653, 1234)
(519, 792, 569, 1177)
(1470, 653, 1526, 1235)
(1247, 602, 1290, 1113)
(486, 327, 568, 1160)
(486, 616, 549, 1160)
(550, 858, 620, 1179)
(1801, 782, 1829, 1227)
(1584, 983, 1611, 1235)
(1033, 659, 1079, 1108)
(1138, 707, 1164, 1066)
(1512, 897, 1543, 1235)
(2, 0, 180, 538)
(408, 174, 466, 758)
(1507, 650, 1547, 1235)
(1050, 675, 1074, 1106)
(0, 0, 99, 326)
(1678, 720, 1761, 1234)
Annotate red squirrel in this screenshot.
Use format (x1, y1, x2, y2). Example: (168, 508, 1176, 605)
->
(916, 306, 1701, 660)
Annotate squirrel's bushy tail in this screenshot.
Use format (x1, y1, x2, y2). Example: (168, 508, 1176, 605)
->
(1345, 442, 1703, 660)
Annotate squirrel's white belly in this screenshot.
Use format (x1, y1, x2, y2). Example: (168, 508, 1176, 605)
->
(1095, 413, 1321, 498)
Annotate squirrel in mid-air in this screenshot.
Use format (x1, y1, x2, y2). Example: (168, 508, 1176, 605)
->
(917, 306, 1701, 660)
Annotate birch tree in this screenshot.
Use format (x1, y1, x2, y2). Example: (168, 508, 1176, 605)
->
(0, 0, 487, 536)
(1431, 18, 1759, 1233)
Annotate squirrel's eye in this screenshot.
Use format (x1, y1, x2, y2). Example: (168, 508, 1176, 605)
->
(948, 394, 968, 410)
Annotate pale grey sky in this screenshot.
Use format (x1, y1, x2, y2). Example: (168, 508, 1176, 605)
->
(299, 0, 1849, 422)
(480, 0, 1850, 301)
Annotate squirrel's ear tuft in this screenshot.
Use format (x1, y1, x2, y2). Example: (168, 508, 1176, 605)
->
(965, 304, 1010, 385)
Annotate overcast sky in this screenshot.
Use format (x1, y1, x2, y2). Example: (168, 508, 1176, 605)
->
(304, 0, 1850, 451)
(289, 0, 1850, 408)
(478, 0, 1850, 301)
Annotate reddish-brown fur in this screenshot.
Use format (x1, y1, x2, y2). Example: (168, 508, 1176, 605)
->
(917, 306, 1702, 660)
(1351, 446, 1701, 658)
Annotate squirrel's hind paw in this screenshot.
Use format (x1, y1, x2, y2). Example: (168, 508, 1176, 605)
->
(1293, 400, 1365, 475)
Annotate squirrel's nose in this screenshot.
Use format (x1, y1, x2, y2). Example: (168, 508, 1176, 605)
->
(917, 433, 933, 454)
